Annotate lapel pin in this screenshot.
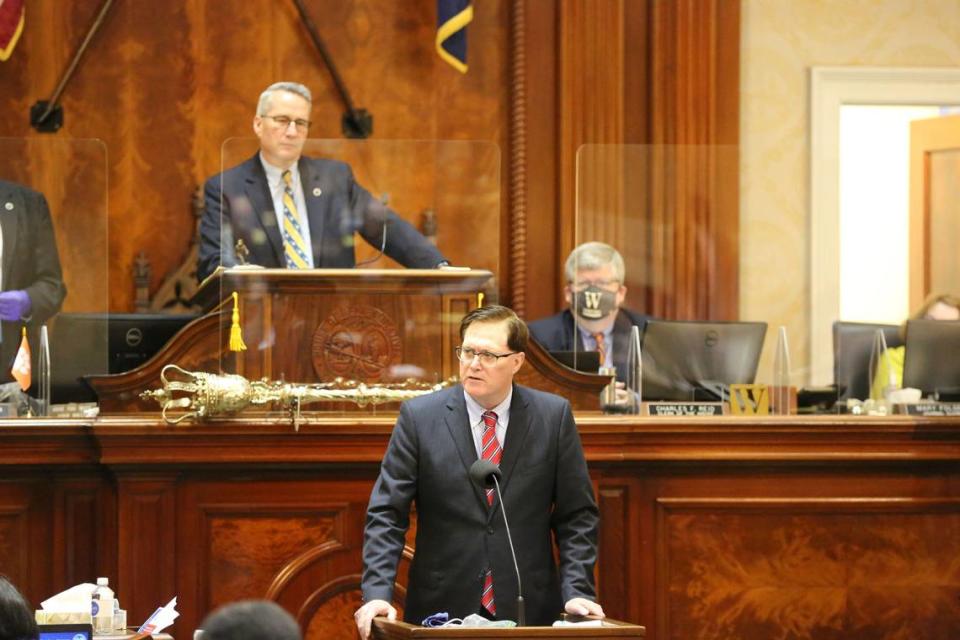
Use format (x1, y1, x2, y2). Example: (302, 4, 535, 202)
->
(4, 202, 12, 211)
(312, 187, 322, 197)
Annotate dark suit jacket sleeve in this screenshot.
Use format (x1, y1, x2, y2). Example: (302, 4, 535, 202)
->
(22, 189, 66, 324)
(551, 399, 600, 603)
(346, 168, 447, 269)
(361, 402, 420, 603)
(197, 173, 237, 281)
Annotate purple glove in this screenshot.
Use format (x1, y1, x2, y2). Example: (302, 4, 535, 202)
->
(0, 290, 31, 322)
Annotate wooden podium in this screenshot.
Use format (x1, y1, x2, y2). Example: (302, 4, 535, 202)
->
(373, 618, 645, 639)
(88, 267, 610, 413)
(90, 267, 491, 412)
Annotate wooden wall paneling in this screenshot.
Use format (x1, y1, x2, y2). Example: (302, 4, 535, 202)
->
(713, 0, 741, 322)
(597, 482, 629, 622)
(646, 0, 740, 321)
(176, 474, 376, 639)
(0, 1, 507, 312)
(116, 474, 177, 630)
(558, 0, 626, 276)
(5, 415, 960, 638)
(657, 496, 960, 639)
(0, 480, 47, 607)
(0, 474, 107, 610)
(646, 465, 960, 640)
(51, 475, 116, 592)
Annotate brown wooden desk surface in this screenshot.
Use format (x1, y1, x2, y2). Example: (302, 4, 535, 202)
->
(4, 414, 959, 640)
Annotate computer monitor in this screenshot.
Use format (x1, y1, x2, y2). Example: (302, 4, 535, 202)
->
(48, 312, 197, 403)
(902, 319, 960, 396)
(548, 350, 602, 374)
(640, 319, 768, 401)
(38, 623, 93, 640)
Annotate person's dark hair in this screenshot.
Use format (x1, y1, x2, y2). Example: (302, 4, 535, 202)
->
(459, 305, 529, 353)
(0, 576, 38, 640)
(199, 600, 300, 640)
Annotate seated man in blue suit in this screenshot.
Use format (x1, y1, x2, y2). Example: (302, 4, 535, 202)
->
(197, 81, 448, 281)
(528, 241, 650, 382)
(355, 305, 604, 638)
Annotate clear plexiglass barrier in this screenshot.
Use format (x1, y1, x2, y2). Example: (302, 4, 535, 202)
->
(187, 138, 500, 418)
(0, 137, 108, 418)
(569, 143, 960, 416)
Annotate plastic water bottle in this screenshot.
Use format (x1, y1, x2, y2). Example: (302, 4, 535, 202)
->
(91, 577, 114, 635)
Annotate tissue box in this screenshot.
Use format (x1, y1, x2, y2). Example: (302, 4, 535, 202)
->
(35, 610, 92, 625)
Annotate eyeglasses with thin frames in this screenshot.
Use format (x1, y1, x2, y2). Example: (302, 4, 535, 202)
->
(455, 346, 518, 366)
(261, 114, 311, 133)
(569, 279, 620, 291)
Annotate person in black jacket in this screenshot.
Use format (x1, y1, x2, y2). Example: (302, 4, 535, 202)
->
(528, 241, 649, 382)
(0, 180, 67, 385)
(197, 81, 447, 281)
(0, 575, 38, 640)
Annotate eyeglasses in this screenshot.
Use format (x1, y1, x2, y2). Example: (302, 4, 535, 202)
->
(570, 279, 620, 290)
(455, 346, 518, 366)
(261, 114, 311, 132)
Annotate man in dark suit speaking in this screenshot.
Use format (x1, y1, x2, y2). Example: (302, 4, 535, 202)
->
(197, 82, 447, 281)
(355, 305, 603, 638)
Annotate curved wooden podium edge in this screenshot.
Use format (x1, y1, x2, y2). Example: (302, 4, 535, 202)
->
(85, 310, 231, 413)
(518, 340, 610, 412)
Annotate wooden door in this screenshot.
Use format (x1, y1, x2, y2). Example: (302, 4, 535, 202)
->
(909, 113, 960, 309)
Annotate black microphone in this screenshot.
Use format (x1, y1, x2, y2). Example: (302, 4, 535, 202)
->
(469, 459, 525, 626)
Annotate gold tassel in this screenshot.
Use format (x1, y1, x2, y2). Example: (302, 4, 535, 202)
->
(477, 292, 484, 307)
(229, 291, 247, 352)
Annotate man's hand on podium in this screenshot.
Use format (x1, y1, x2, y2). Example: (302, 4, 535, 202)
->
(355, 599, 396, 640)
(565, 597, 605, 618)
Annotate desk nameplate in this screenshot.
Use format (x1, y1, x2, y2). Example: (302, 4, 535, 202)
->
(642, 402, 726, 416)
(899, 402, 960, 416)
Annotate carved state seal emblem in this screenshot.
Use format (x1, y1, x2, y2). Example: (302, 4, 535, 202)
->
(312, 305, 402, 382)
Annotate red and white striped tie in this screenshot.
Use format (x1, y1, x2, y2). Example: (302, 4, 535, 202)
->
(480, 410, 502, 616)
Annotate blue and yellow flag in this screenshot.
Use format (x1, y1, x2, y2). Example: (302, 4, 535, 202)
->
(436, 0, 473, 73)
(0, 0, 24, 62)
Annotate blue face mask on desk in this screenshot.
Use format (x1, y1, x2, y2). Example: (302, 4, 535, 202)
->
(574, 286, 617, 321)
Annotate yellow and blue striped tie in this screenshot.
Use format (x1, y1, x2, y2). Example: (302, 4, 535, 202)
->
(281, 170, 310, 269)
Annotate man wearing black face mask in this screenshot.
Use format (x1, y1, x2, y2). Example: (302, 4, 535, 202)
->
(528, 242, 650, 382)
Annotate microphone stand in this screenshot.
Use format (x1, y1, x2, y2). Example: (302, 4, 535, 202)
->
(354, 195, 389, 267)
(490, 475, 525, 627)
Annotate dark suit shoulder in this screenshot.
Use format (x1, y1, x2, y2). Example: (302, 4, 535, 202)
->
(203, 154, 262, 191)
(0, 179, 38, 199)
(401, 384, 461, 414)
(301, 155, 351, 173)
(528, 310, 574, 351)
(619, 307, 651, 327)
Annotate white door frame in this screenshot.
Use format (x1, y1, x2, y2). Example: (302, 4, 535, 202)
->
(808, 66, 960, 385)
